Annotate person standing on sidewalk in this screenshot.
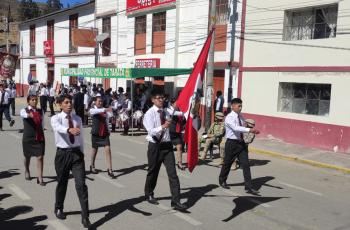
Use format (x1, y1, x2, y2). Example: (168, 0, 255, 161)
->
(143, 89, 187, 211)
(50, 94, 91, 228)
(39, 83, 48, 113)
(7, 83, 16, 116)
(218, 98, 260, 195)
(0, 83, 15, 130)
(89, 96, 115, 178)
(48, 84, 56, 116)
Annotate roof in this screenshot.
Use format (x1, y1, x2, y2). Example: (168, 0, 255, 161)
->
(20, 0, 95, 26)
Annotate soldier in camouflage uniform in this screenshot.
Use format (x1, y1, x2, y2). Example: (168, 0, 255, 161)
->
(198, 112, 225, 160)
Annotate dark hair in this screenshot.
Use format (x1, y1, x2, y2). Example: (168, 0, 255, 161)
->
(27, 94, 37, 103)
(150, 89, 164, 98)
(95, 96, 103, 101)
(216, 91, 222, 97)
(231, 98, 242, 104)
(170, 98, 177, 104)
(57, 94, 73, 104)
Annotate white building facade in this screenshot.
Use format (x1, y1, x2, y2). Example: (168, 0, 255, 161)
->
(239, 0, 350, 153)
(94, 0, 242, 107)
(17, 1, 96, 96)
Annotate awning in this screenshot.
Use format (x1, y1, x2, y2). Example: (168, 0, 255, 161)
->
(60, 67, 192, 79)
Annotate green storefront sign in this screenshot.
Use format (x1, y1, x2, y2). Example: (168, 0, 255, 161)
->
(60, 67, 193, 79)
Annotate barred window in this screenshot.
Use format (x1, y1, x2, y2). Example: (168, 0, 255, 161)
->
(135, 15, 146, 34)
(102, 17, 111, 56)
(216, 0, 229, 25)
(135, 15, 147, 55)
(283, 4, 338, 41)
(278, 83, 331, 116)
(30, 25, 35, 56)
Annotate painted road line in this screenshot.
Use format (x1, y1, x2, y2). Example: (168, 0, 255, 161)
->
(158, 203, 202, 226)
(278, 181, 323, 196)
(8, 184, 31, 201)
(96, 174, 125, 188)
(8, 132, 21, 140)
(221, 189, 271, 208)
(115, 151, 136, 160)
(48, 220, 70, 230)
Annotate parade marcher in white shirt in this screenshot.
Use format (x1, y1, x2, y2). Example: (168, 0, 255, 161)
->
(20, 95, 46, 186)
(167, 98, 186, 170)
(218, 98, 260, 195)
(143, 89, 187, 211)
(48, 84, 56, 116)
(51, 94, 91, 228)
(0, 83, 15, 130)
(7, 83, 16, 116)
(121, 93, 132, 136)
(89, 96, 115, 178)
(39, 83, 48, 113)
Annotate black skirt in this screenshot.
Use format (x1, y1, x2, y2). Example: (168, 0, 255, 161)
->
(170, 133, 183, 146)
(91, 135, 110, 148)
(22, 139, 45, 158)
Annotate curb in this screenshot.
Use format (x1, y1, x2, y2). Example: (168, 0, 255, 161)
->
(249, 147, 350, 174)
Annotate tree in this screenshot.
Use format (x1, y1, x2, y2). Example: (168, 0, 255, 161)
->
(18, 0, 40, 21)
(46, 0, 63, 14)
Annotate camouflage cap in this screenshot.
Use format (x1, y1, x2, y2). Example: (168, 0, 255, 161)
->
(245, 119, 255, 127)
(215, 112, 224, 119)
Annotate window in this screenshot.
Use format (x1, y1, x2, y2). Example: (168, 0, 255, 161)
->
(102, 17, 111, 56)
(30, 64, 36, 79)
(69, 14, 78, 53)
(47, 64, 54, 85)
(278, 83, 331, 116)
(47, 20, 54, 40)
(152, 12, 166, 53)
(30, 25, 35, 56)
(135, 15, 146, 55)
(283, 4, 338, 41)
(69, 64, 78, 86)
(209, 0, 229, 51)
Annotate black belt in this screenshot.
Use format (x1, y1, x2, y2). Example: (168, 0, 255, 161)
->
(227, 138, 244, 143)
(57, 147, 81, 151)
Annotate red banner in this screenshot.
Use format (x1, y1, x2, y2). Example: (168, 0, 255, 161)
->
(135, 58, 160, 68)
(126, 0, 176, 13)
(43, 40, 54, 55)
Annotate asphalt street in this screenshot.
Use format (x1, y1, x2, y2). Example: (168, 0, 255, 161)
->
(0, 110, 349, 230)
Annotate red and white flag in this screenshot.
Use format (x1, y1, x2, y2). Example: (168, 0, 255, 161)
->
(176, 30, 214, 172)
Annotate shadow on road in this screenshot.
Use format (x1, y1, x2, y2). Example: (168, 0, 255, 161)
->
(65, 195, 151, 229)
(222, 196, 288, 222)
(0, 186, 47, 230)
(0, 169, 20, 180)
(114, 163, 148, 179)
(228, 176, 284, 190)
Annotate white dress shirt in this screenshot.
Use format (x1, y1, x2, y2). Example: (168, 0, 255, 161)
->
(83, 93, 90, 110)
(0, 90, 10, 105)
(143, 105, 171, 143)
(20, 105, 45, 127)
(40, 87, 48, 96)
(51, 111, 84, 152)
(166, 105, 184, 117)
(215, 97, 222, 111)
(225, 111, 250, 140)
(89, 107, 113, 132)
(49, 87, 55, 97)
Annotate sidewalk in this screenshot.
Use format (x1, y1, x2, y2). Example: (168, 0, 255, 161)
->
(249, 137, 350, 174)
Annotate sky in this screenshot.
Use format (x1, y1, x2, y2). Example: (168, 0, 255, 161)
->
(34, 0, 88, 8)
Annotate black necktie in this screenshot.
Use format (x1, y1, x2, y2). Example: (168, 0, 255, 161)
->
(66, 114, 75, 144)
(0, 92, 4, 106)
(238, 114, 244, 140)
(158, 110, 166, 142)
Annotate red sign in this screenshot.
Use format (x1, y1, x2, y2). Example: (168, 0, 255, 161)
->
(126, 0, 176, 13)
(43, 40, 54, 55)
(135, 58, 160, 68)
(45, 55, 55, 64)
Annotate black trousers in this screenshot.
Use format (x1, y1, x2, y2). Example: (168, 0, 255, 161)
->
(40, 96, 47, 113)
(48, 97, 55, 115)
(0, 105, 11, 128)
(219, 139, 253, 189)
(55, 147, 89, 218)
(9, 98, 15, 116)
(144, 142, 180, 203)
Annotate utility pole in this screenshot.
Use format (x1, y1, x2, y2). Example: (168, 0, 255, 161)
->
(227, 0, 238, 111)
(5, 3, 10, 53)
(205, 0, 216, 131)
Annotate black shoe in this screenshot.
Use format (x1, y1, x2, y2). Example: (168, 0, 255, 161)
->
(9, 120, 15, 127)
(82, 217, 91, 228)
(219, 181, 230, 189)
(25, 171, 31, 180)
(245, 187, 260, 195)
(107, 169, 115, 178)
(18, 129, 23, 133)
(176, 163, 185, 171)
(36, 178, 46, 186)
(146, 195, 159, 205)
(54, 209, 66, 220)
(90, 165, 98, 174)
(171, 201, 188, 211)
